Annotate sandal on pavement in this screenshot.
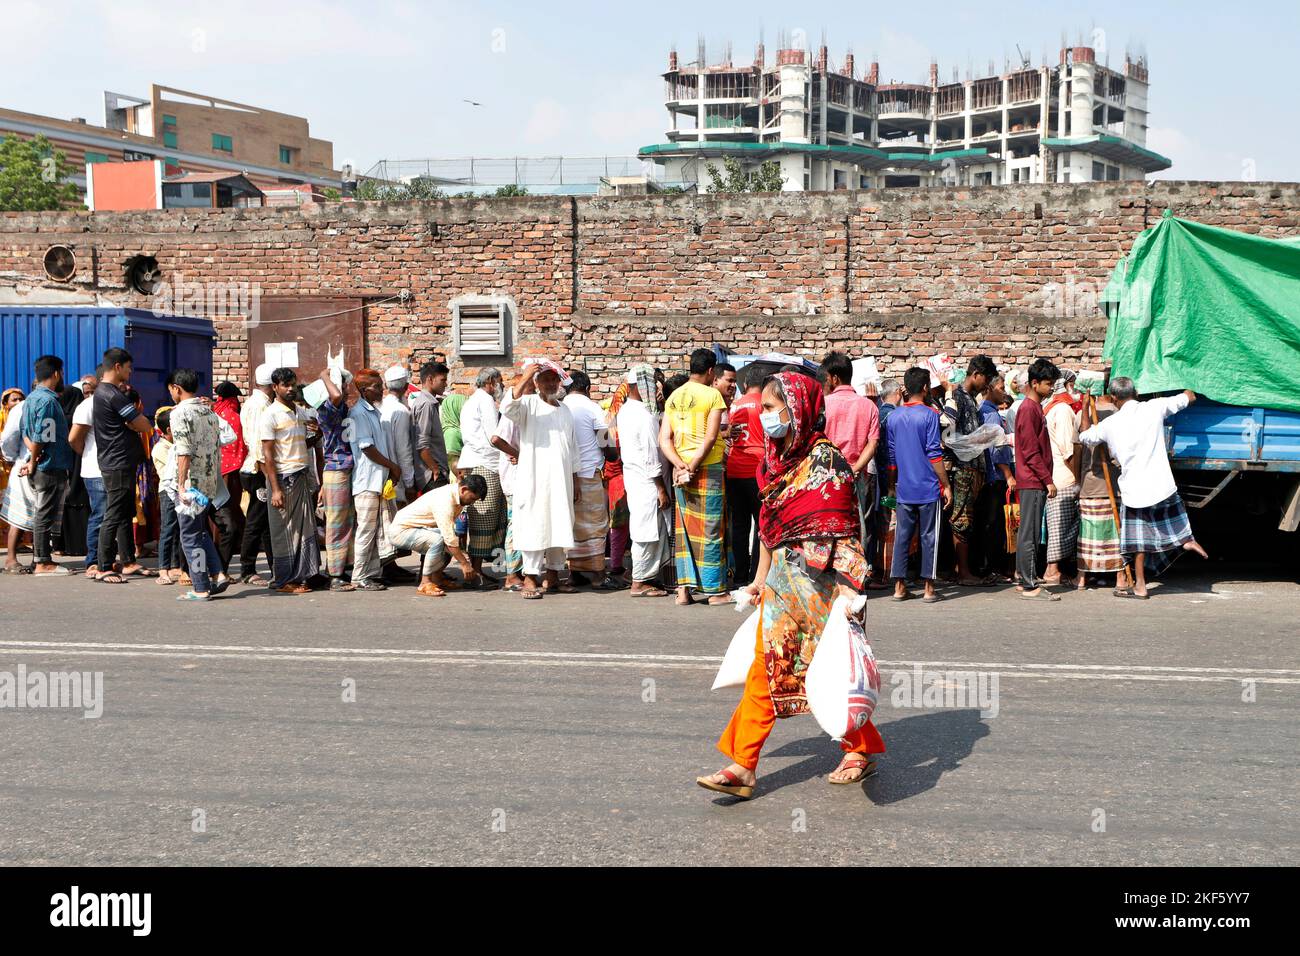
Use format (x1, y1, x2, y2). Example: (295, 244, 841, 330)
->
(4, 563, 33, 575)
(33, 566, 72, 576)
(696, 768, 755, 800)
(1115, 589, 1149, 600)
(829, 757, 877, 785)
(630, 587, 668, 597)
(922, 592, 944, 603)
(97, 572, 127, 584)
(1021, 588, 1061, 602)
(177, 590, 211, 602)
(240, 574, 268, 586)
(416, 585, 446, 598)
(157, 571, 175, 586)
(891, 591, 911, 602)
(121, 566, 158, 578)
(521, 588, 543, 600)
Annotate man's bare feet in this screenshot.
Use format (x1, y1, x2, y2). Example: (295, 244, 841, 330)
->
(676, 587, 692, 606)
(1184, 539, 1209, 560)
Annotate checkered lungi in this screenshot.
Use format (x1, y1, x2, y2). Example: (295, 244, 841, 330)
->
(465, 466, 506, 559)
(1045, 483, 1080, 563)
(501, 494, 523, 577)
(1078, 496, 1124, 572)
(321, 468, 354, 578)
(1121, 491, 1193, 576)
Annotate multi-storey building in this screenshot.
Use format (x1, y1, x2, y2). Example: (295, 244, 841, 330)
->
(0, 83, 341, 199)
(640, 39, 1170, 190)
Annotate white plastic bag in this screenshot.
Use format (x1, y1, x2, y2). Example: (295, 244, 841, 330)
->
(942, 422, 1008, 462)
(712, 609, 759, 691)
(805, 595, 880, 739)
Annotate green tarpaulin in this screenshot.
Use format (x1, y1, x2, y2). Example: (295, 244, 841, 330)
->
(1102, 211, 1300, 413)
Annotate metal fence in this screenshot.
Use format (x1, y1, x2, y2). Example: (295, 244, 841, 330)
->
(362, 156, 664, 188)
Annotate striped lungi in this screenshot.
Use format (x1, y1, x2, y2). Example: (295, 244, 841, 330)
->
(501, 495, 523, 577)
(465, 467, 506, 559)
(0, 471, 36, 533)
(1077, 496, 1124, 572)
(673, 461, 728, 594)
(1121, 491, 1193, 577)
(1045, 483, 1080, 563)
(568, 474, 609, 572)
(321, 468, 354, 578)
(267, 469, 320, 587)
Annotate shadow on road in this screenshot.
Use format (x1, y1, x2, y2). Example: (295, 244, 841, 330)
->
(755, 709, 991, 803)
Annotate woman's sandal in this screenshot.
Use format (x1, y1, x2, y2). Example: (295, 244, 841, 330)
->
(695, 768, 755, 800)
(829, 757, 877, 785)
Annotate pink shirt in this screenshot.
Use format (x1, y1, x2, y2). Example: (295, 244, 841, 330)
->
(824, 385, 880, 472)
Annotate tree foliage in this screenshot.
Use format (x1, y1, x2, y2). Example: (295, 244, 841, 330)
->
(0, 135, 81, 211)
(351, 177, 447, 201)
(704, 157, 785, 194)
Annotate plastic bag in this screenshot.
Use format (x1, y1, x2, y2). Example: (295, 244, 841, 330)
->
(942, 422, 1008, 462)
(1004, 490, 1020, 554)
(712, 609, 759, 691)
(805, 595, 880, 740)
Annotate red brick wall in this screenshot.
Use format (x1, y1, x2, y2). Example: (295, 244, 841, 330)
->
(2, 181, 1297, 397)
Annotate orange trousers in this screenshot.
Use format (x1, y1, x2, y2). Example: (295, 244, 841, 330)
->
(717, 626, 885, 772)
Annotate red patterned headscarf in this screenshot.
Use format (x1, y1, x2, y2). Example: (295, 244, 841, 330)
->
(756, 372, 858, 549)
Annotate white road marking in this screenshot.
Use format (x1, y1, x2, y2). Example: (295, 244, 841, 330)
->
(0, 640, 1297, 684)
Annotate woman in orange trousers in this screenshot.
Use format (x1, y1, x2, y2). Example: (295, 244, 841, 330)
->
(698, 372, 885, 800)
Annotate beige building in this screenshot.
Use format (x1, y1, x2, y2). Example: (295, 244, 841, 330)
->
(1, 83, 341, 198)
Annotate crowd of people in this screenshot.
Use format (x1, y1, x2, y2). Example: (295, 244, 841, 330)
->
(0, 345, 1206, 607)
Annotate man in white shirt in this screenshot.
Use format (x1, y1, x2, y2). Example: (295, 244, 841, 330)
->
(562, 370, 619, 589)
(1079, 377, 1207, 598)
(237, 363, 275, 584)
(457, 367, 507, 586)
(500, 360, 580, 599)
(616, 365, 671, 596)
(489, 411, 526, 591)
(379, 364, 418, 584)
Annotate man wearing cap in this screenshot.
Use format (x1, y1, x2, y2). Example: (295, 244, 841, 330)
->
(316, 366, 357, 591)
(410, 361, 450, 493)
(500, 360, 580, 599)
(238, 363, 276, 584)
(379, 364, 418, 584)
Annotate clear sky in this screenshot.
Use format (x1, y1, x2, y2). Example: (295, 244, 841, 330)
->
(4, 0, 1296, 181)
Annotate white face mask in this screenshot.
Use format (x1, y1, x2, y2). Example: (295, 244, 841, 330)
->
(760, 408, 789, 439)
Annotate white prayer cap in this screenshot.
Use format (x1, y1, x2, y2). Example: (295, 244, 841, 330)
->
(625, 370, 638, 384)
(383, 364, 409, 386)
(254, 363, 274, 386)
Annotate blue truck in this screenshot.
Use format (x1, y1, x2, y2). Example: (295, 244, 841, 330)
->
(0, 307, 215, 415)
(1166, 401, 1300, 546)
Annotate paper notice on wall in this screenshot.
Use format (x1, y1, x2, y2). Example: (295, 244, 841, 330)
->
(851, 357, 881, 396)
(925, 353, 954, 387)
(264, 342, 299, 369)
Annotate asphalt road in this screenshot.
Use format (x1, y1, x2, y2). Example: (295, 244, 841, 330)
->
(1, 560, 1296, 866)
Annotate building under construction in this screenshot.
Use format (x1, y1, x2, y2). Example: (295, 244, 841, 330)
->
(640, 35, 1170, 191)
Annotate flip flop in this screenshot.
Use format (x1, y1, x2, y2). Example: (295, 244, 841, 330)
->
(891, 591, 911, 602)
(695, 768, 754, 800)
(1021, 588, 1061, 602)
(922, 592, 944, 603)
(1114, 589, 1149, 600)
(33, 566, 72, 576)
(521, 588, 543, 600)
(4, 564, 33, 575)
(501, 584, 524, 592)
(97, 572, 127, 584)
(828, 757, 877, 785)
(595, 577, 629, 591)
(629, 587, 668, 597)
(121, 567, 158, 578)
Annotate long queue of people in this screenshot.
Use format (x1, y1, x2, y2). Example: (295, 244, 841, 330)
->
(0, 345, 1205, 603)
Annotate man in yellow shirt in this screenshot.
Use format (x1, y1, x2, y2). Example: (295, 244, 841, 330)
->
(659, 348, 732, 605)
(388, 472, 486, 596)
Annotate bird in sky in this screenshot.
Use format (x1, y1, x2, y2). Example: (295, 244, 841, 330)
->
(463, 99, 484, 107)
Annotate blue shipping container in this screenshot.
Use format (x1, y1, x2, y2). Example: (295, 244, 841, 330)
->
(0, 307, 216, 416)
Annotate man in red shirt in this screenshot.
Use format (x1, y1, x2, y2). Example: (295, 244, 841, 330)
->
(725, 366, 764, 584)
(1014, 357, 1061, 601)
(820, 352, 883, 581)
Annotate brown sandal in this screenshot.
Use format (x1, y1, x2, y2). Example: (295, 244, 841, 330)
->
(696, 768, 755, 800)
(829, 757, 877, 785)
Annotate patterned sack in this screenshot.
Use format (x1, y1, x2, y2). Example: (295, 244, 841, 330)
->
(805, 595, 880, 740)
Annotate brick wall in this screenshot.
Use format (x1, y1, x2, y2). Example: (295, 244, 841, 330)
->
(2, 181, 1297, 397)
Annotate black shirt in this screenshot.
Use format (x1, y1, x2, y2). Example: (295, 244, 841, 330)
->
(93, 382, 144, 472)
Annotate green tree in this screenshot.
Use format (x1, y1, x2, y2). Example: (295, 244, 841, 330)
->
(0, 134, 80, 211)
(351, 177, 446, 201)
(704, 157, 785, 194)
(491, 184, 529, 198)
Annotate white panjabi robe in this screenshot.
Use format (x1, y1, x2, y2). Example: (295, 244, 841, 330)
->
(616, 398, 669, 545)
(499, 388, 578, 551)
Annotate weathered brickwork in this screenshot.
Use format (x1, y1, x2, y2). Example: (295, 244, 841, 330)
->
(2, 181, 1297, 396)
